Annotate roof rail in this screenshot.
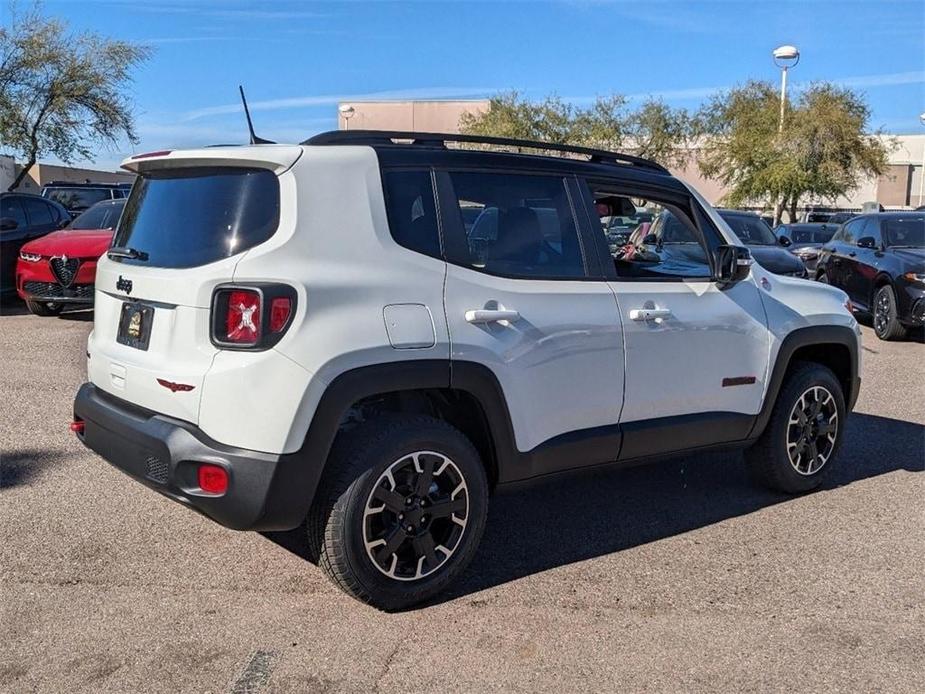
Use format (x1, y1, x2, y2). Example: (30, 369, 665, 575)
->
(303, 130, 670, 174)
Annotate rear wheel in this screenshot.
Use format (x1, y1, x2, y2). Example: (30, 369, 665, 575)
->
(25, 300, 62, 317)
(307, 415, 488, 611)
(872, 284, 907, 341)
(746, 362, 845, 494)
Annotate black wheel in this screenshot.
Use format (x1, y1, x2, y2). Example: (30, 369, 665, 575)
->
(307, 415, 488, 611)
(746, 362, 845, 494)
(25, 300, 62, 316)
(872, 284, 907, 341)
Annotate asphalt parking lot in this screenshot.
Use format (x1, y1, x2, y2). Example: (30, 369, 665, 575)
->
(1, 302, 923, 693)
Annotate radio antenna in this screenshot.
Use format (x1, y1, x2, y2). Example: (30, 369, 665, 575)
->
(239, 85, 275, 145)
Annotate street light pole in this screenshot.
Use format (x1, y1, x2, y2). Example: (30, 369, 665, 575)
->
(918, 111, 925, 207)
(772, 45, 800, 223)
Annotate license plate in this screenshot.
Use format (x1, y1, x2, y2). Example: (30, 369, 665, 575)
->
(117, 302, 154, 350)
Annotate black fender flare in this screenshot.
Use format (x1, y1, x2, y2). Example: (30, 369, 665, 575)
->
(748, 324, 860, 440)
(261, 360, 519, 529)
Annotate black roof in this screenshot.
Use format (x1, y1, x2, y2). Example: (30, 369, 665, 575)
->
(304, 130, 672, 178)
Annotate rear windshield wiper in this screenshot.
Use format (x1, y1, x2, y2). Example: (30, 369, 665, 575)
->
(108, 246, 149, 261)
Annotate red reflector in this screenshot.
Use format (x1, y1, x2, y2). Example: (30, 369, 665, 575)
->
(198, 464, 228, 494)
(69, 420, 85, 434)
(226, 290, 261, 343)
(131, 150, 172, 160)
(269, 297, 292, 332)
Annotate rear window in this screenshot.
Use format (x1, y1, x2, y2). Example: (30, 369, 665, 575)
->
(44, 187, 111, 210)
(112, 167, 280, 268)
(70, 200, 125, 230)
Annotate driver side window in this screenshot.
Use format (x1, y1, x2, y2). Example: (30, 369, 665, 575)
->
(584, 182, 713, 280)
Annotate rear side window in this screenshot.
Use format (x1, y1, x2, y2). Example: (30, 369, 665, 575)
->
(22, 197, 55, 225)
(113, 167, 280, 268)
(1, 196, 28, 228)
(443, 172, 585, 279)
(382, 170, 441, 259)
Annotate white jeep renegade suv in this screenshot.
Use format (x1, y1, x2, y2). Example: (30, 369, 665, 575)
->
(73, 131, 861, 610)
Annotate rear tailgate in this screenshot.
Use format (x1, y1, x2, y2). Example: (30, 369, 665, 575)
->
(87, 145, 301, 424)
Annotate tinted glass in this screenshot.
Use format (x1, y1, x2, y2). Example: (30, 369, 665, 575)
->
(44, 187, 111, 210)
(840, 218, 862, 244)
(113, 167, 280, 268)
(22, 197, 54, 225)
(70, 200, 126, 231)
(859, 217, 881, 245)
(1, 196, 28, 229)
(787, 225, 836, 244)
(612, 209, 712, 279)
(383, 171, 441, 258)
(720, 213, 777, 245)
(883, 216, 925, 247)
(446, 172, 585, 279)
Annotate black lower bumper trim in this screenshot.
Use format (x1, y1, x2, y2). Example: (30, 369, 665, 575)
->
(73, 383, 310, 531)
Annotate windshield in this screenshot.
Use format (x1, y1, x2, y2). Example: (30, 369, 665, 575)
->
(112, 167, 280, 268)
(69, 200, 125, 230)
(44, 187, 111, 210)
(720, 214, 778, 245)
(883, 217, 924, 247)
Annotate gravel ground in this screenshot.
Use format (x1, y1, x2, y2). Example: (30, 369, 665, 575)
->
(1, 301, 923, 693)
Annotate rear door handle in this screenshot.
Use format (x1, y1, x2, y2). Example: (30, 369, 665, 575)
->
(848, 252, 856, 257)
(629, 308, 672, 322)
(465, 309, 520, 324)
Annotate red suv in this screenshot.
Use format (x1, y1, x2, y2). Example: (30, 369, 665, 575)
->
(16, 199, 124, 316)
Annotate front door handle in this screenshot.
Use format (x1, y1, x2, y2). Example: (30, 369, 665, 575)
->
(629, 307, 672, 322)
(465, 309, 520, 324)
(848, 251, 856, 257)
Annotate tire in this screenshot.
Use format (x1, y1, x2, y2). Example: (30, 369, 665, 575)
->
(872, 284, 907, 341)
(307, 415, 489, 611)
(746, 362, 846, 494)
(25, 300, 62, 316)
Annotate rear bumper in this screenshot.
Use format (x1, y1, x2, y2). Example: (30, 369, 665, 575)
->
(73, 382, 313, 531)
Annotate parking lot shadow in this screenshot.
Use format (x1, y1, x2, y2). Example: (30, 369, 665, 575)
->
(263, 412, 923, 607)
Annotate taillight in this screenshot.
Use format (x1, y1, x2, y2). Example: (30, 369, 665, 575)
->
(226, 289, 262, 344)
(211, 284, 296, 350)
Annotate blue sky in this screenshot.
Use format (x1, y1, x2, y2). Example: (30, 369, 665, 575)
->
(35, 0, 925, 169)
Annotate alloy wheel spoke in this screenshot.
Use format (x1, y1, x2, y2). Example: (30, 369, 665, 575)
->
(375, 527, 407, 565)
(414, 456, 435, 497)
(427, 496, 468, 519)
(413, 532, 439, 570)
(371, 485, 406, 513)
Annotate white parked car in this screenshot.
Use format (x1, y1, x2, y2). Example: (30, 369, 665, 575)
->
(73, 131, 861, 610)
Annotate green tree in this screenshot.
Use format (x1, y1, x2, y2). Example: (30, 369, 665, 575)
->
(697, 80, 891, 222)
(459, 91, 692, 167)
(0, 3, 152, 190)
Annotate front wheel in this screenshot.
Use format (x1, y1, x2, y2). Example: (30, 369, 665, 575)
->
(25, 300, 62, 316)
(873, 284, 907, 341)
(746, 362, 846, 494)
(307, 415, 489, 611)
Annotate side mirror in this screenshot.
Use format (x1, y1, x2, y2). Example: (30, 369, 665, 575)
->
(778, 235, 792, 247)
(857, 236, 877, 249)
(642, 233, 659, 246)
(0, 217, 18, 231)
(714, 245, 753, 286)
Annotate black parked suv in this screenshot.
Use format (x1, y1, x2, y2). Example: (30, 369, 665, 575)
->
(41, 181, 130, 219)
(0, 192, 70, 294)
(816, 211, 925, 340)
